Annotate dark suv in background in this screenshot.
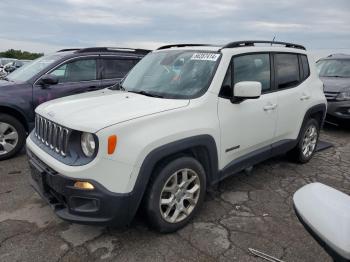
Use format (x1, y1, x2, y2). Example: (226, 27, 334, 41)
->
(317, 54, 350, 125)
(0, 47, 149, 160)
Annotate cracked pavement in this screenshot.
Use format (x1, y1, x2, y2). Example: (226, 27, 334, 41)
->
(0, 124, 349, 262)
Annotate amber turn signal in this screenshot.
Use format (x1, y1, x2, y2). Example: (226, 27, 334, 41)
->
(108, 135, 117, 155)
(74, 181, 95, 190)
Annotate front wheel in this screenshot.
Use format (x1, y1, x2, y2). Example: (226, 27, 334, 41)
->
(145, 157, 206, 233)
(289, 118, 320, 163)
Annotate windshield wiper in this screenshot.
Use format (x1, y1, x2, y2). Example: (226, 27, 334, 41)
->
(2, 77, 12, 82)
(326, 75, 344, 78)
(109, 82, 125, 91)
(128, 90, 164, 98)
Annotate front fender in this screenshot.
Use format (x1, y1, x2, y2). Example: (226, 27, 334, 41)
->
(126, 134, 219, 224)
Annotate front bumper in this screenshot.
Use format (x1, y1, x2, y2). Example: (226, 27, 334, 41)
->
(327, 100, 350, 121)
(27, 149, 134, 226)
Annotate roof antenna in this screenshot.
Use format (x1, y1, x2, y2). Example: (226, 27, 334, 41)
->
(271, 36, 276, 46)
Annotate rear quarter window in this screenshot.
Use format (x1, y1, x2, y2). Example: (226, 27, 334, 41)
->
(300, 55, 310, 80)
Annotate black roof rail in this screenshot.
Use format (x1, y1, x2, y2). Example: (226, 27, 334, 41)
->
(75, 47, 150, 55)
(57, 48, 81, 52)
(157, 44, 214, 50)
(220, 40, 306, 50)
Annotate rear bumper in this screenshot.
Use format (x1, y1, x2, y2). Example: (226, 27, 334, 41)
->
(27, 149, 134, 226)
(326, 100, 350, 121)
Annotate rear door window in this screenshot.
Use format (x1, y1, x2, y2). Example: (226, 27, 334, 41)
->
(275, 53, 300, 89)
(51, 59, 97, 83)
(101, 58, 137, 79)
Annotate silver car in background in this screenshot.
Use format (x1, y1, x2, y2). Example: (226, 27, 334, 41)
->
(316, 54, 350, 126)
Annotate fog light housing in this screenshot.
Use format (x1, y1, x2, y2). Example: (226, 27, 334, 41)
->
(69, 197, 99, 212)
(74, 181, 95, 190)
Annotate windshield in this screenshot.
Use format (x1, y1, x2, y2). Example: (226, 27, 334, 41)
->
(0, 59, 16, 66)
(316, 59, 350, 77)
(121, 50, 221, 99)
(6, 53, 66, 82)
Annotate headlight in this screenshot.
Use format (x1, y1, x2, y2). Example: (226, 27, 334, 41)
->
(81, 132, 96, 157)
(336, 91, 350, 101)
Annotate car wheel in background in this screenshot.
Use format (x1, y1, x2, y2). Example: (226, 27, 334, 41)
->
(0, 114, 26, 161)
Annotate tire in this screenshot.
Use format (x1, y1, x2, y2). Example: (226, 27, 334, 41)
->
(145, 156, 206, 233)
(0, 114, 26, 161)
(289, 118, 320, 163)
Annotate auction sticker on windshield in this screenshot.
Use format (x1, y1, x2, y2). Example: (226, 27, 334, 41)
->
(190, 53, 220, 61)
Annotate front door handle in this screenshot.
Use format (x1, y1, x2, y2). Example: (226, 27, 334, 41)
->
(263, 103, 278, 111)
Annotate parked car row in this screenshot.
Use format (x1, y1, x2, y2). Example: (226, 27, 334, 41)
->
(0, 58, 31, 79)
(1, 40, 349, 260)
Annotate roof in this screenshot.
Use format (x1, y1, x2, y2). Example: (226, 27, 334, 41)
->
(57, 47, 151, 56)
(320, 53, 350, 60)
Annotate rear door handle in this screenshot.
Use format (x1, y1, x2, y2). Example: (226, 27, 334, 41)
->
(300, 94, 310, 101)
(263, 103, 277, 111)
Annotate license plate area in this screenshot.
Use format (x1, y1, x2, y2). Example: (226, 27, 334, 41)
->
(30, 161, 48, 193)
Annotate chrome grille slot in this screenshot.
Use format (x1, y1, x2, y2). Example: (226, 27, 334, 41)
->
(34, 114, 71, 157)
(324, 91, 338, 101)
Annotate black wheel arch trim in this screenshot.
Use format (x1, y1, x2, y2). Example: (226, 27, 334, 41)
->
(0, 103, 31, 131)
(303, 103, 327, 128)
(127, 134, 219, 222)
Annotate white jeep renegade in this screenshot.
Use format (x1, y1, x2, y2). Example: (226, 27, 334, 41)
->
(27, 41, 327, 232)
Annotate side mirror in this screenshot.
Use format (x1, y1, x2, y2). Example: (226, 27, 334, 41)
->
(233, 81, 262, 99)
(40, 74, 59, 86)
(293, 183, 350, 262)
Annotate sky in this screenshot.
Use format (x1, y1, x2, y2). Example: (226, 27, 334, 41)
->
(0, 0, 349, 58)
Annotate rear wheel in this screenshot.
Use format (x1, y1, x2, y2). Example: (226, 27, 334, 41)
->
(0, 114, 26, 161)
(289, 118, 320, 163)
(145, 157, 206, 233)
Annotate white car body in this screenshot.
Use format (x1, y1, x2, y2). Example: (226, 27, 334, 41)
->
(26, 42, 327, 227)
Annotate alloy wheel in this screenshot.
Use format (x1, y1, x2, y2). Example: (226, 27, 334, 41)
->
(0, 122, 19, 156)
(302, 124, 318, 158)
(159, 168, 200, 223)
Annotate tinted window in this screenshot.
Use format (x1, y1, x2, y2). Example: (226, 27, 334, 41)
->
(275, 53, 300, 89)
(233, 53, 271, 92)
(101, 59, 136, 79)
(300, 55, 310, 80)
(51, 59, 97, 83)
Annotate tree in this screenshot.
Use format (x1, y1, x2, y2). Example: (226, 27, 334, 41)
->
(0, 49, 43, 60)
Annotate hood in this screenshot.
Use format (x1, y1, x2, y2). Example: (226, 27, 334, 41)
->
(0, 79, 16, 87)
(0, 80, 28, 96)
(321, 77, 350, 92)
(36, 89, 190, 133)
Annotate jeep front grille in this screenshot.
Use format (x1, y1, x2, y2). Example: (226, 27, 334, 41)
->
(34, 114, 70, 157)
